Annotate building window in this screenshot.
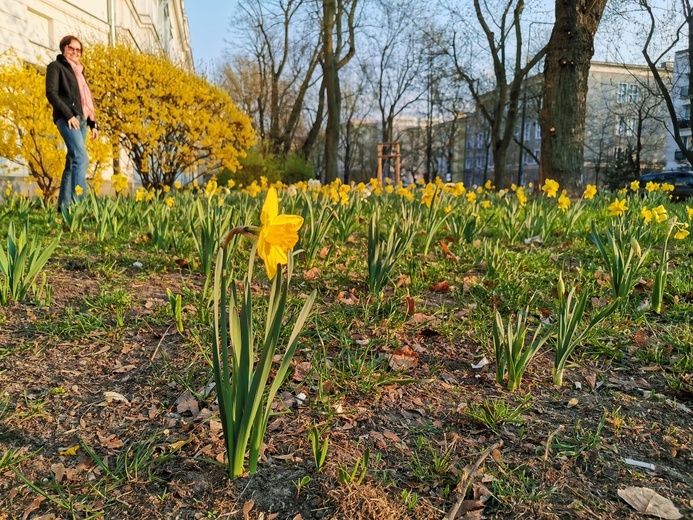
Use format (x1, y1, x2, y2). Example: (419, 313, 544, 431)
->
(616, 117, 636, 137)
(524, 123, 531, 140)
(613, 146, 624, 160)
(680, 86, 690, 99)
(476, 133, 484, 149)
(465, 159, 472, 169)
(628, 84, 639, 103)
(618, 83, 628, 104)
(475, 157, 482, 168)
(534, 149, 540, 163)
(466, 139, 472, 150)
(683, 104, 691, 120)
(535, 123, 541, 139)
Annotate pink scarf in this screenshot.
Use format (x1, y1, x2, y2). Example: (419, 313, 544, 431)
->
(66, 57, 95, 122)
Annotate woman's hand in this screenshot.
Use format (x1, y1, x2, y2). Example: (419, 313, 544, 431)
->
(91, 127, 99, 140)
(67, 116, 80, 129)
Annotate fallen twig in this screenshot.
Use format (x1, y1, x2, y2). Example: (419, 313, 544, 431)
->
(445, 439, 503, 520)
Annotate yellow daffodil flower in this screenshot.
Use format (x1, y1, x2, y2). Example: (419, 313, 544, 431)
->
(645, 181, 660, 192)
(74, 185, 83, 196)
(652, 205, 668, 223)
(630, 180, 640, 191)
(484, 180, 494, 190)
(541, 179, 559, 197)
(466, 191, 477, 203)
(607, 198, 628, 217)
(583, 184, 597, 199)
(257, 187, 304, 280)
(674, 227, 690, 240)
(641, 206, 653, 223)
(686, 206, 693, 220)
(174, 180, 182, 190)
(164, 197, 174, 208)
(481, 200, 491, 209)
(661, 183, 675, 193)
(557, 193, 571, 211)
(516, 187, 528, 206)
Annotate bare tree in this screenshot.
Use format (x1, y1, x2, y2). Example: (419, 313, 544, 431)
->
(449, 0, 548, 188)
(639, 0, 692, 165)
(321, 0, 359, 183)
(224, 0, 322, 155)
(539, 0, 608, 190)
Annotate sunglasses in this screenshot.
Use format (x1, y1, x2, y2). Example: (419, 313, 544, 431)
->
(67, 45, 82, 53)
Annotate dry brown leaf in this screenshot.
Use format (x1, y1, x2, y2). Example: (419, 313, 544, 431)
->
(318, 246, 330, 259)
(336, 290, 359, 305)
(303, 267, 321, 280)
(293, 361, 312, 382)
(404, 296, 415, 316)
(175, 390, 199, 415)
(103, 391, 129, 405)
(388, 346, 419, 371)
(50, 463, 66, 484)
(383, 430, 402, 443)
(22, 496, 46, 520)
(567, 398, 579, 408)
(395, 274, 411, 287)
(617, 487, 682, 519)
(585, 373, 597, 391)
(440, 240, 460, 261)
(431, 280, 452, 292)
(243, 499, 255, 520)
(97, 432, 124, 449)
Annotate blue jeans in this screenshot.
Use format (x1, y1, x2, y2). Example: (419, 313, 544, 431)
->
(56, 116, 88, 210)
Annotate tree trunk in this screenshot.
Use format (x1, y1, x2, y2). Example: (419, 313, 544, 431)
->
(322, 0, 340, 183)
(540, 0, 608, 192)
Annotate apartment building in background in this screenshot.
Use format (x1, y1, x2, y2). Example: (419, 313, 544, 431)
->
(463, 61, 672, 188)
(665, 50, 692, 169)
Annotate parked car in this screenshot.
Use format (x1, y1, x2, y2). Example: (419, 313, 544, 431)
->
(639, 170, 693, 201)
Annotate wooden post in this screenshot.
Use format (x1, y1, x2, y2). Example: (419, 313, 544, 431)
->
(377, 142, 401, 184)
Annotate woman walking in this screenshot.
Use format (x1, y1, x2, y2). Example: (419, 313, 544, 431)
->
(46, 35, 99, 211)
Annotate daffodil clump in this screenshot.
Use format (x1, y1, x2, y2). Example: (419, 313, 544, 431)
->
(213, 186, 314, 480)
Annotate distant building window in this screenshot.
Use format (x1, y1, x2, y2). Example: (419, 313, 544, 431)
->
(614, 146, 624, 160)
(534, 149, 540, 163)
(466, 139, 472, 150)
(465, 159, 472, 169)
(628, 84, 639, 103)
(618, 83, 628, 104)
(617, 117, 636, 137)
(535, 122, 541, 139)
(476, 133, 483, 149)
(683, 104, 691, 119)
(475, 157, 482, 168)
(524, 123, 531, 140)
(680, 86, 690, 99)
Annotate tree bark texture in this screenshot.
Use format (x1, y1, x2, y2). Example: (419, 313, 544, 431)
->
(322, 0, 341, 183)
(540, 0, 607, 191)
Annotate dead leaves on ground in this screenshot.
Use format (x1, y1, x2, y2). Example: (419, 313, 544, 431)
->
(618, 487, 682, 519)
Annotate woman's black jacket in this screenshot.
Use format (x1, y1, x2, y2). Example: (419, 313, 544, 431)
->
(45, 54, 97, 130)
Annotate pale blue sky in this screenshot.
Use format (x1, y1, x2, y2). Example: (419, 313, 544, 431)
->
(185, 1, 238, 71)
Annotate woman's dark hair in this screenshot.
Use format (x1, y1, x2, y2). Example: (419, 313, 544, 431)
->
(59, 35, 83, 53)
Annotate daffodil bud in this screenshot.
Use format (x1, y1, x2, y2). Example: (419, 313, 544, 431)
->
(630, 237, 642, 258)
(557, 272, 565, 302)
